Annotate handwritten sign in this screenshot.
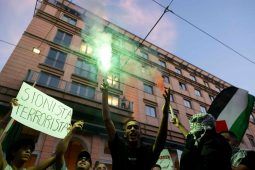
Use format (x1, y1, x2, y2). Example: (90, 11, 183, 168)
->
(156, 149, 174, 170)
(11, 82, 73, 138)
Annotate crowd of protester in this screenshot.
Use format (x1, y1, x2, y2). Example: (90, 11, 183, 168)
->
(0, 81, 254, 170)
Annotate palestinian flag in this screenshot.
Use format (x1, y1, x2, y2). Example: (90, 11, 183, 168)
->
(207, 86, 255, 141)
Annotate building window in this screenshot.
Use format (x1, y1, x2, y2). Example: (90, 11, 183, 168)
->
(107, 73, 119, 89)
(175, 68, 182, 75)
(124, 41, 135, 51)
(200, 106, 207, 113)
(204, 81, 209, 87)
(215, 87, 221, 92)
(209, 95, 214, 101)
(53, 30, 72, 47)
(170, 94, 174, 102)
(145, 105, 156, 117)
(108, 94, 119, 107)
(61, 14, 77, 25)
(163, 75, 170, 84)
(190, 75, 196, 81)
(184, 99, 192, 108)
(247, 135, 255, 147)
(140, 51, 148, 59)
(45, 48, 67, 70)
(159, 60, 166, 67)
(144, 84, 153, 94)
(111, 53, 120, 67)
(195, 89, 202, 97)
(112, 37, 122, 47)
(179, 82, 187, 90)
(80, 41, 93, 55)
(75, 59, 97, 81)
(38, 72, 60, 89)
(70, 82, 95, 99)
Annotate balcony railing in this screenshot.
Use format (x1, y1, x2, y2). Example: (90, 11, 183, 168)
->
(25, 70, 133, 112)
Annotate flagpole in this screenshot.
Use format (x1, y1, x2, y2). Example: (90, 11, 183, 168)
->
(0, 119, 14, 143)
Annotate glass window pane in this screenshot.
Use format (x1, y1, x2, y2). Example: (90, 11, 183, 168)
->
(195, 89, 201, 96)
(45, 48, 66, 69)
(49, 75, 59, 88)
(70, 18, 77, 25)
(45, 49, 57, 66)
(107, 74, 119, 88)
(54, 31, 64, 43)
(57, 51, 67, 62)
(85, 86, 95, 99)
(163, 76, 170, 83)
(64, 34, 72, 46)
(108, 95, 119, 107)
(145, 105, 156, 117)
(184, 100, 191, 108)
(175, 68, 181, 74)
(159, 60, 166, 67)
(140, 52, 148, 59)
(70, 82, 79, 95)
(170, 94, 174, 102)
(62, 15, 68, 22)
(38, 72, 48, 85)
(144, 84, 153, 94)
(200, 106, 207, 113)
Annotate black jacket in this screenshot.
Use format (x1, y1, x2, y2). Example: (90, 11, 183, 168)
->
(180, 130, 232, 170)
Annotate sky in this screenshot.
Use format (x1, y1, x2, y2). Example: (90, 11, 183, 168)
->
(0, 0, 254, 95)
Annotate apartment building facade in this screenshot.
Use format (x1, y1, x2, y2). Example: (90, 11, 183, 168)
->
(0, 0, 255, 169)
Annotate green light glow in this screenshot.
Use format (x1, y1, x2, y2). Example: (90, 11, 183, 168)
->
(93, 32, 112, 73)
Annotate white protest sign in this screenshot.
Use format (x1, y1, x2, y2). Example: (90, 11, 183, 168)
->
(156, 149, 174, 170)
(11, 82, 73, 138)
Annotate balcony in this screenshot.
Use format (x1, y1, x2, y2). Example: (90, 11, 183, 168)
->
(25, 70, 133, 112)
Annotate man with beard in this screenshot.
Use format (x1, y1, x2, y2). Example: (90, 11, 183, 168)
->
(101, 81, 170, 170)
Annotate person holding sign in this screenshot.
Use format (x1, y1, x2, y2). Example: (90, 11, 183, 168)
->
(11, 82, 73, 139)
(101, 80, 170, 170)
(0, 99, 74, 170)
(54, 120, 94, 170)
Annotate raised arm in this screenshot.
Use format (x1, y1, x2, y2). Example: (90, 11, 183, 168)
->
(54, 120, 84, 170)
(0, 98, 19, 169)
(171, 116, 189, 138)
(152, 88, 170, 154)
(29, 121, 84, 170)
(0, 143, 7, 170)
(101, 80, 116, 141)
